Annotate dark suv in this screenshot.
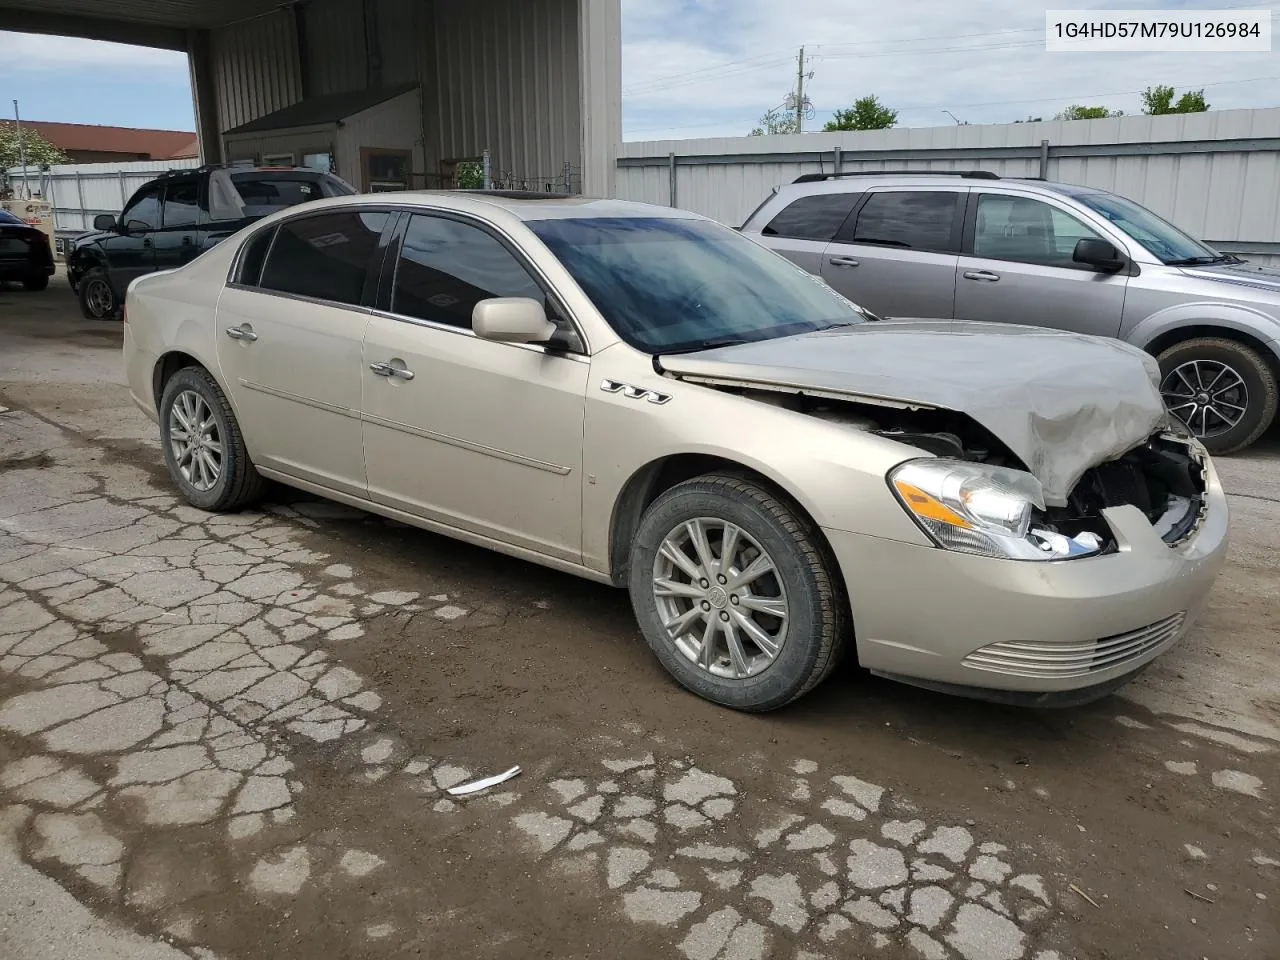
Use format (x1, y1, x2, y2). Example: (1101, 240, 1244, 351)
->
(68, 164, 355, 320)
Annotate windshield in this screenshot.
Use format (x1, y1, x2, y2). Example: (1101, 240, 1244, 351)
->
(1075, 192, 1222, 264)
(528, 217, 869, 354)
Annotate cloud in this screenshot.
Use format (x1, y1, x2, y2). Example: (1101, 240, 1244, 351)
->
(622, 0, 1279, 140)
(0, 32, 188, 76)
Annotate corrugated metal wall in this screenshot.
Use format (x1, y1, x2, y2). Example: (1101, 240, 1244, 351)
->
(617, 108, 1280, 263)
(303, 0, 368, 96)
(211, 9, 302, 135)
(431, 0, 581, 189)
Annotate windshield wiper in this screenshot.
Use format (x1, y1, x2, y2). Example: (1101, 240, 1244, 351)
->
(662, 336, 754, 355)
(1167, 255, 1237, 266)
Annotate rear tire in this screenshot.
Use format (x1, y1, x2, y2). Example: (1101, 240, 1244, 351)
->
(78, 268, 119, 320)
(628, 474, 848, 712)
(159, 366, 264, 512)
(22, 274, 49, 292)
(1157, 337, 1277, 454)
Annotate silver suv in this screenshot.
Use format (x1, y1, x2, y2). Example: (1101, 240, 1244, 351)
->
(743, 171, 1280, 453)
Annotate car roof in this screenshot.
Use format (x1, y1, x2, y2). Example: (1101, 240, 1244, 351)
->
(300, 191, 706, 222)
(778, 173, 1101, 199)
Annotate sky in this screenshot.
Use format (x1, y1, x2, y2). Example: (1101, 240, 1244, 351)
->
(0, 0, 1277, 139)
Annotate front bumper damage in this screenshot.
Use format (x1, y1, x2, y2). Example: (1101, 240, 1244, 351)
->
(825, 451, 1229, 704)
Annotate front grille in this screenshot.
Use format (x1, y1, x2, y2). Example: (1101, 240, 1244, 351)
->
(962, 613, 1187, 680)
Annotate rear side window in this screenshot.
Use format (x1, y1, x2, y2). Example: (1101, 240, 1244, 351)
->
(231, 176, 323, 218)
(259, 211, 389, 305)
(763, 193, 859, 241)
(839, 191, 961, 253)
(235, 226, 276, 286)
(391, 214, 544, 329)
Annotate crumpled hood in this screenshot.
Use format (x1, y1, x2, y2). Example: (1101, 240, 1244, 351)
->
(1182, 259, 1280, 296)
(660, 320, 1169, 506)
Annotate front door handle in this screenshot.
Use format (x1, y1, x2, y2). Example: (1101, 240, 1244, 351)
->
(225, 325, 257, 342)
(370, 361, 415, 381)
(829, 256, 860, 268)
(963, 270, 1001, 282)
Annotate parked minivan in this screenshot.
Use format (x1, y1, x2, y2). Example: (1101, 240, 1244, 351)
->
(743, 171, 1280, 453)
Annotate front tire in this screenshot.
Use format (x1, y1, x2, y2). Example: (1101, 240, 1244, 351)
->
(159, 366, 264, 512)
(1158, 337, 1278, 454)
(628, 474, 848, 712)
(78, 268, 119, 320)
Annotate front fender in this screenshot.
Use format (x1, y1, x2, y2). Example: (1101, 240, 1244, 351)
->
(1127, 301, 1280, 364)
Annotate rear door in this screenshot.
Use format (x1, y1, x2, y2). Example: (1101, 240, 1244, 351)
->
(152, 177, 204, 272)
(754, 191, 861, 275)
(820, 189, 964, 318)
(216, 208, 392, 497)
(954, 191, 1128, 338)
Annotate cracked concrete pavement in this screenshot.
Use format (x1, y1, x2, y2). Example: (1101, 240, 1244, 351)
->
(0, 282, 1277, 959)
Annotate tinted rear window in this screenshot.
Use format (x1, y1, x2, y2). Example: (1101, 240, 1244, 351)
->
(839, 191, 961, 252)
(232, 176, 324, 217)
(763, 193, 860, 241)
(259, 211, 388, 305)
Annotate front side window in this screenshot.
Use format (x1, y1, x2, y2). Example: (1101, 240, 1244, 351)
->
(1074, 191, 1221, 264)
(973, 194, 1104, 267)
(763, 193, 860, 241)
(122, 186, 162, 230)
(162, 180, 201, 228)
(259, 210, 388, 305)
(843, 191, 961, 253)
(529, 216, 868, 354)
(392, 214, 544, 328)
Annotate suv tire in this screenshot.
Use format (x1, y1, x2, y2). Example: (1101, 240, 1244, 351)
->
(78, 268, 119, 321)
(628, 473, 848, 712)
(159, 366, 264, 512)
(1157, 337, 1278, 454)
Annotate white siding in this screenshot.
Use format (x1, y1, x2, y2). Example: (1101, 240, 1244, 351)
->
(431, 0, 581, 190)
(223, 125, 338, 168)
(335, 90, 424, 188)
(617, 108, 1280, 256)
(577, 0, 621, 196)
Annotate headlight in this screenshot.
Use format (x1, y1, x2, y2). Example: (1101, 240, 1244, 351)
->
(890, 460, 1103, 561)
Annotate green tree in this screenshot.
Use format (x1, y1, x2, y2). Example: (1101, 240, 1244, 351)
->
(749, 106, 800, 137)
(1054, 104, 1123, 120)
(1141, 85, 1209, 115)
(0, 122, 66, 171)
(823, 95, 897, 132)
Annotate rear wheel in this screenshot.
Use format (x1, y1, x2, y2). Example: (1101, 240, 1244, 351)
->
(1158, 337, 1277, 454)
(78, 268, 119, 320)
(159, 366, 264, 512)
(628, 474, 848, 712)
(22, 274, 49, 292)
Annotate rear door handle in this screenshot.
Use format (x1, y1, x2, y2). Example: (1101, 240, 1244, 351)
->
(829, 256, 860, 268)
(370, 361, 415, 381)
(963, 270, 1001, 282)
(225, 325, 257, 342)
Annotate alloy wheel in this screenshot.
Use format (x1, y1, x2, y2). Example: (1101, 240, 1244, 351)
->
(651, 517, 789, 680)
(84, 279, 114, 318)
(1160, 360, 1249, 439)
(168, 390, 223, 492)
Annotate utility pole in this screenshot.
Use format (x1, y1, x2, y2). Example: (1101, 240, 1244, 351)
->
(793, 48, 803, 133)
(13, 100, 29, 199)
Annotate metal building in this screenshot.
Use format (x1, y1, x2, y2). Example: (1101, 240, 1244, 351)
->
(0, 0, 623, 197)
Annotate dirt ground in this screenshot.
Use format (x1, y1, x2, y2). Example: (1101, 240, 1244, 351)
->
(0, 276, 1276, 960)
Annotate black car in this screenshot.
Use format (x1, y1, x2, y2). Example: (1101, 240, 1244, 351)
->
(0, 209, 55, 291)
(68, 164, 356, 320)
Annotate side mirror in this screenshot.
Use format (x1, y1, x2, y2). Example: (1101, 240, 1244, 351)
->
(1073, 237, 1127, 273)
(472, 297, 556, 344)
(93, 213, 117, 231)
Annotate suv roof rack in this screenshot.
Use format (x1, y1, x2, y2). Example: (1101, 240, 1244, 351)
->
(792, 170, 1000, 184)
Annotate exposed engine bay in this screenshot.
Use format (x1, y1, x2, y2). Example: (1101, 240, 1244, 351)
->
(738, 388, 1208, 553)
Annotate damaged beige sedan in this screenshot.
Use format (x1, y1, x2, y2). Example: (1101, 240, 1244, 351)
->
(123, 193, 1229, 712)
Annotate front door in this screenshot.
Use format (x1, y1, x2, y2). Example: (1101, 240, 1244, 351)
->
(819, 189, 964, 318)
(216, 208, 391, 497)
(102, 183, 161, 296)
(954, 192, 1129, 338)
(152, 177, 204, 272)
(362, 212, 589, 562)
